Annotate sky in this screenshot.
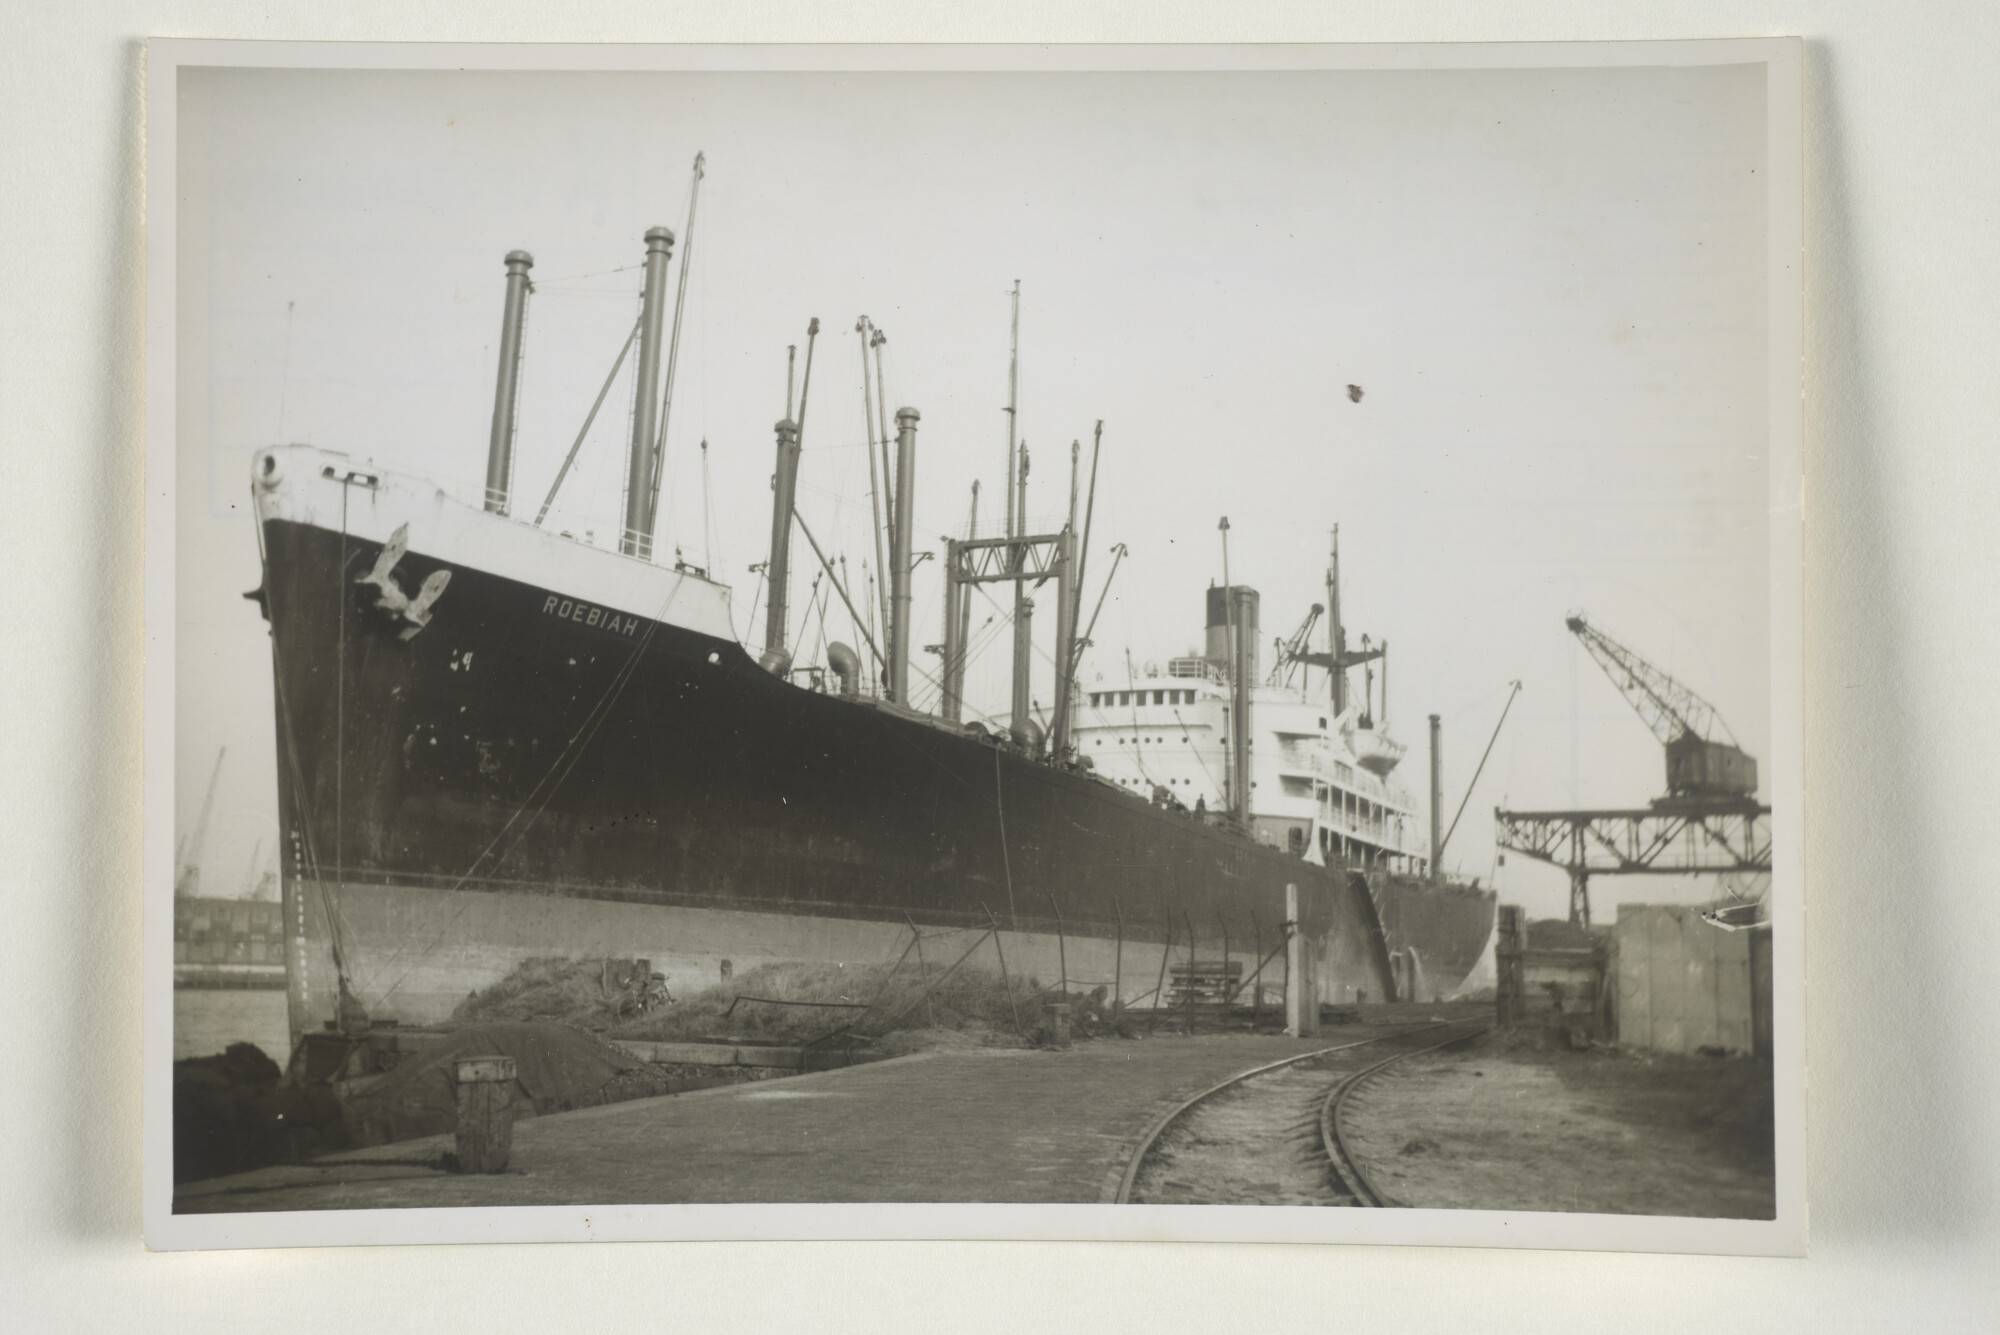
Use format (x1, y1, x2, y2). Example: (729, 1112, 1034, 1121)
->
(175, 61, 1772, 922)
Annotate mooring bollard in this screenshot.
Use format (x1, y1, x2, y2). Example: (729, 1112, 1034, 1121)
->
(454, 1055, 517, 1173)
(1044, 1000, 1073, 1049)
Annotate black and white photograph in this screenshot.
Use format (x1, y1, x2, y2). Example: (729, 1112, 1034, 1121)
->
(145, 40, 1803, 1252)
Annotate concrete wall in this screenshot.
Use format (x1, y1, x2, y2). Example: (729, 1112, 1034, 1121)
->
(1613, 904, 1763, 1056)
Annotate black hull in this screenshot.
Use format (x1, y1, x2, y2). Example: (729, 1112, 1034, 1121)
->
(261, 514, 1494, 1029)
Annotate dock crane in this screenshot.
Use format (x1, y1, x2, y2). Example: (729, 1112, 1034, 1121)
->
(175, 746, 226, 899)
(1495, 615, 1770, 926)
(1565, 614, 1758, 802)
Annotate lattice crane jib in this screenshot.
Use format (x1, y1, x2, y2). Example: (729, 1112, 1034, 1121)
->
(1565, 613, 1757, 800)
(1495, 615, 1769, 926)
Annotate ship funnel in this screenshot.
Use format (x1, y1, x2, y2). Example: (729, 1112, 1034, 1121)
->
(622, 226, 676, 558)
(1205, 584, 1261, 682)
(827, 641, 861, 697)
(484, 249, 534, 514)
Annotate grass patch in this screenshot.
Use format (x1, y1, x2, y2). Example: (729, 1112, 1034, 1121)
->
(613, 959, 1045, 1047)
(452, 953, 1120, 1049)
(452, 956, 660, 1028)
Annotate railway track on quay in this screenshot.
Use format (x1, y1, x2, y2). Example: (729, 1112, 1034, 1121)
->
(1114, 1019, 1491, 1207)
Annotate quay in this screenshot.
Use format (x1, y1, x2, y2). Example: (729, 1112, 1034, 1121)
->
(174, 1017, 1456, 1213)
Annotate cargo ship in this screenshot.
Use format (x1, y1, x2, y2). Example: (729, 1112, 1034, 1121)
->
(247, 220, 1494, 1048)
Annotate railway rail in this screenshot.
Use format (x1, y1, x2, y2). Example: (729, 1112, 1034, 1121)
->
(1114, 1020, 1490, 1206)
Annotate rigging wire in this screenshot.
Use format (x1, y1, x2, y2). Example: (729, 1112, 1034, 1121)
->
(531, 262, 640, 285)
(536, 315, 641, 527)
(371, 575, 695, 1001)
(251, 513, 361, 991)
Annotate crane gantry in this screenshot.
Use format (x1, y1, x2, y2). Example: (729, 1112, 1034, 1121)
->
(1495, 614, 1770, 926)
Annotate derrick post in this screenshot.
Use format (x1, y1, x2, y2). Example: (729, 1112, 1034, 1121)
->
(484, 249, 534, 515)
(762, 418, 801, 673)
(622, 226, 675, 558)
(1051, 526, 1078, 756)
(889, 406, 920, 703)
(1012, 596, 1037, 747)
(941, 538, 965, 723)
(945, 481, 979, 722)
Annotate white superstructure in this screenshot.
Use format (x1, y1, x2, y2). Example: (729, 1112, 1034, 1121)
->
(1072, 657, 1426, 873)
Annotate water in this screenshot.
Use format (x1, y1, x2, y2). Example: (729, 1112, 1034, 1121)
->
(174, 987, 292, 1062)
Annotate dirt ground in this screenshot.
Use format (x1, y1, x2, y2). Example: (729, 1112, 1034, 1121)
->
(1342, 1030, 1775, 1218)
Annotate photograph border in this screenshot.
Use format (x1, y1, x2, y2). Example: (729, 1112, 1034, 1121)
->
(143, 35, 1805, 1254)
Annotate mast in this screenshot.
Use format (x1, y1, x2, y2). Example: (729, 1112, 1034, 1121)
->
(1051, 439, 1081, 755)
(1011, 444, 1033, 741)
(1220, 518, 1250, 826)
(1004, 280, 1020, 539)
(872, 327, 891, 505)
(960, 481, 978, 667)
(644, 152, 705, 549)
(858, 318, 893, 649)
(1003, 283, 1036, 743)
(763, 318, 817, 672)
(622, 225, 676, 558)
(483, 250, 534, 515)
(942, 482, 978, 723)
(1326, 527, 1346, 717)
(1069, 420, 1103, 678)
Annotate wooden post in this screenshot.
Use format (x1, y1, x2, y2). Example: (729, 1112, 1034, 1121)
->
(1048, 891, 1069, 997)
(1111, 895, 1125, 1020)
(1250, 914, 1264, 1023)
(1217, 912, 1231, 1018)
(1285, 884, 1320, 1037)
(1184, 909, 1199, 1035)
(905, 913, 934, 1029)
(1282, 915, 1292, 1012)
(454, 1055, 517, 1174)
(1496, 904, 1525, 1027)
(1147, 913, 1174, 1035)
(983, 904, 1024, 1036)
